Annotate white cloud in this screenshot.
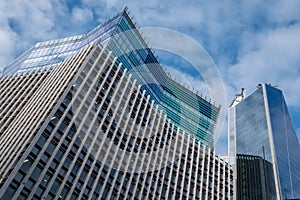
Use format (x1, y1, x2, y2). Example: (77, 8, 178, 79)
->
(1, 0, 300, 152)
(71, 7, 93, 23)
(0, 1, 95, 68)
(4, 0, 56, 40)
(0, 14, 18, 67)
(228, 23, 300, 106)
(104, 0, 118, 8)
(0, 0, 62, 68)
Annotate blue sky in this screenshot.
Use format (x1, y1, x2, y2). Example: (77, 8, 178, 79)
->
(1, 0, 300, 155)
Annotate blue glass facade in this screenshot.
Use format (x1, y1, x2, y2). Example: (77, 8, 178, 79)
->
(266, 85, 300, 199)
(229, 84, 300, 199)
(2, 8, 219, 146)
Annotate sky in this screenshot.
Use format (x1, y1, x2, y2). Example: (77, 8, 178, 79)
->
(1, 0, 300, 155)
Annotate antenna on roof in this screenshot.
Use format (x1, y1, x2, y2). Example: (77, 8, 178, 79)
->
(235, 88, 245, 98)
(230, 87, 245, 107)
(241, 88, 245, 96)
(256, 83, 262, 88)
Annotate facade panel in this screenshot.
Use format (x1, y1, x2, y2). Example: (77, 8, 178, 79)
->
(0, 9, 232, 200)
(0, 44, 233, 200)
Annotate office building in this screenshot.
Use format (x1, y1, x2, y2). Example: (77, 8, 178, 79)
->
(2, 8, 219, 146)
(229, 84, 300, 199)
(0, 9, 232, 200)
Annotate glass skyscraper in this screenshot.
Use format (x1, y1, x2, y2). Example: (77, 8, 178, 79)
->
(2, 8, 219, 146)
(229, 83, 300, 200)
(0, 8, 232, 199)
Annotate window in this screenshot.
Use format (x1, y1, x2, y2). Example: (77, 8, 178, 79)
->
(36, 135, 47, 148)
(31, 164, 43, 180)
(20, 158, 33, 174)
(50, 178, 62, 194)
(15, 171, 25, 183)
(2, 186, 16, 199)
